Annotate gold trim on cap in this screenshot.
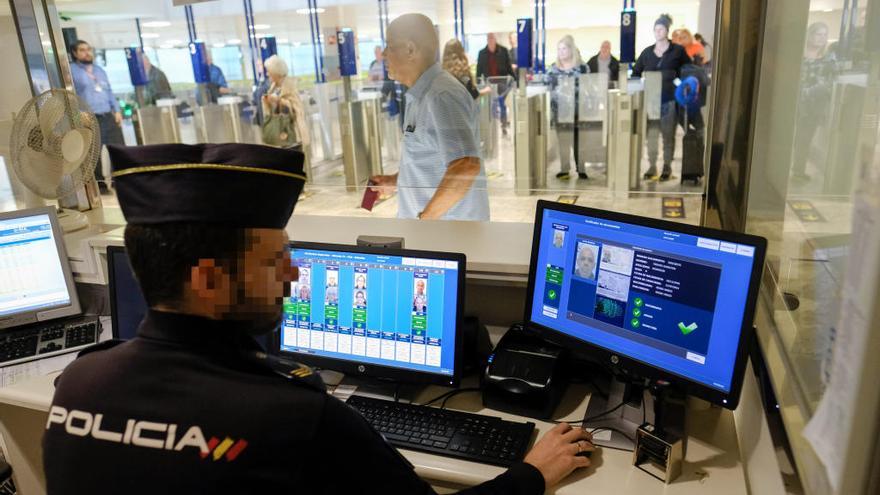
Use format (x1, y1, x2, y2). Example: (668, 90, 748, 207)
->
(111, 163, 307, 181)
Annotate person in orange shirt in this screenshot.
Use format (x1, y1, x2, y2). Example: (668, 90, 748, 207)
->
(678, 29, 707, 65)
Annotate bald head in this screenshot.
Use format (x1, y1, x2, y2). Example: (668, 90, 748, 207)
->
(384, 13, 438, 86)
(387, 14, 438, 65)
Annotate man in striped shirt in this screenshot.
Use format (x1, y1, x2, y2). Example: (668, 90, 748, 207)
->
(371, 14, 490, 221)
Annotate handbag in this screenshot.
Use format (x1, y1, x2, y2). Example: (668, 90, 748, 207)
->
(261, 93, 298, 147)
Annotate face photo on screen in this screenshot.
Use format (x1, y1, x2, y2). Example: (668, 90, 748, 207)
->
(553, 229, 565, 248)
(574, 242, 599, 280)
(355, 274, 367, 289)
(413, 294, 427, 313)
(326, 271, 338, 287)
(299, 283, 312, 301)
(325, 285, 338, 305)
(354, 290, 367, 307)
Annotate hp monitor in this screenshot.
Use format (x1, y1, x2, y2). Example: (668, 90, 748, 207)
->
(526, 201, 766, 409)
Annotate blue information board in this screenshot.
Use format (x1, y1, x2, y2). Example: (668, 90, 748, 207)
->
(620, 9, 637, 64)
(336, 29, 358, 77)
(124, 46, 148, 87)
(259, 36, 277, 68)
(189, 41, 210, 84)
(516, 18, 533, 70)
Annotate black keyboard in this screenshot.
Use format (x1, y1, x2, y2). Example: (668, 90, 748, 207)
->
(0, 317, 101, 367)
(346, 394, 535, 467)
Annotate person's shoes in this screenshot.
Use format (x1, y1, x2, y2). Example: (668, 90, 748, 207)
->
(659, 171, 672, 182)
(643, 167, 658, 180)
(578, 172, 589, 180)
(556, 171, 571, 179)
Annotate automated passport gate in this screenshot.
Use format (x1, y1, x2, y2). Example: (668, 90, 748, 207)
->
(606, 72, 660, 193)
(134, 101, 182, 145)
(337, 29, 383, 191)
(514, 84, 549, 193)
(195, 99, 249, 144)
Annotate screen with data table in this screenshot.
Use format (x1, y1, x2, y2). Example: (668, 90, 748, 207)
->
(280, 245, 462, 379)
(0, 212, 71, 317)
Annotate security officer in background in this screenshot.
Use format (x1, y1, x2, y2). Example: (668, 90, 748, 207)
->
(43, 142, 593, 493)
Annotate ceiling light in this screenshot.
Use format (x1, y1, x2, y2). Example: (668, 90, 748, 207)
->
(140, 33, 160, 39)
(278, 38, 289, 43)
(252, 24, 270, 30)
(142, 21, 171, 28)
(823, 8, 834, 12)
(213, 42, 226, 48)
(166, 39, 182, 45)
(227, 38, 242, 45)
(295, 7, 325, 14)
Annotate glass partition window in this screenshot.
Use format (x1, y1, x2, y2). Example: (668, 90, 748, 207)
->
(746, 0, 879, 492)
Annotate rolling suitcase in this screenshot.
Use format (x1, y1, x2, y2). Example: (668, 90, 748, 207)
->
(680, 108, 704, 184)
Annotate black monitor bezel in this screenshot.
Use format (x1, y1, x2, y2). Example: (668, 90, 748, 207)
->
(278, 241, 466, 388)
(524, 200, 767, 409)
(107, 245, 133, 340)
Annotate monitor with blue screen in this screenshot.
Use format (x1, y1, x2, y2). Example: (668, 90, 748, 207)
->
(526, 201, 766, 408)
(278, 242, 465, 387)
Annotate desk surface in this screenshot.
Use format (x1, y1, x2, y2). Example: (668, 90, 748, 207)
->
(0, 370, 746, 495)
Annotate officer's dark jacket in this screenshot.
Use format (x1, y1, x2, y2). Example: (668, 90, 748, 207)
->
(43, 311, 545, 494)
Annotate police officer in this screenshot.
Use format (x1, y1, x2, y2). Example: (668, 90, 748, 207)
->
(43, 142, 594, 493)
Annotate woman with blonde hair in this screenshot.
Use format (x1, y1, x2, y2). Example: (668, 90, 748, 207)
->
(547, 34, 590, 180)
(442, 38, 479, 99)
(261, 55, 310, 149)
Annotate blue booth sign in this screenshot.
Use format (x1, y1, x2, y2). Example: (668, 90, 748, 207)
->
(189, 40, 210, 84)
(124, 46, 148, 87)
(259, 35, 277, 69)
(620, 9, 637, 64)
(336, 29, 357, 77)
(517, 18, 533, 71)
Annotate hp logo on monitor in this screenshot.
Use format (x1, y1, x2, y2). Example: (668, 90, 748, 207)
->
(358, 365, 366, 373)
(610, 355, 619, 365)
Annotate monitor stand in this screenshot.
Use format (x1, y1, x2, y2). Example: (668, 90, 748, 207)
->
(582, 374, 686, 452)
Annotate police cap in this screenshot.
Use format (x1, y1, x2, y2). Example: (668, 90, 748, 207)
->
(108, 143, 306, 228)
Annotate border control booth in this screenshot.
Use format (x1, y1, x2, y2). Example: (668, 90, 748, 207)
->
(0, 199, 764, 494)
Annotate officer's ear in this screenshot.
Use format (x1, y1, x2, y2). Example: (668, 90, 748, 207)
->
(189, 258, 232, 299)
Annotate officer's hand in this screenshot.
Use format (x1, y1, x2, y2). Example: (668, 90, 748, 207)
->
(369, 174, 398, 195)
(523, 423, 594, 490)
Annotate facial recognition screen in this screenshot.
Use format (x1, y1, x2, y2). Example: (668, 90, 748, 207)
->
(0, 213, 71, 317)
(530, 208, 758, 393)
(281, 247, 460, 377)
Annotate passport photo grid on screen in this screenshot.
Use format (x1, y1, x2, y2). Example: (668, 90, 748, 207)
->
(530, 206, 758, 393)
(281, 245, 461, 378)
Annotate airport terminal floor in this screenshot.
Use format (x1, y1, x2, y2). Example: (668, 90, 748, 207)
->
(1, 0, 879, 494)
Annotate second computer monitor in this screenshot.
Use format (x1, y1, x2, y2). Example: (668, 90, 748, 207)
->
(279, 242, 466, 387)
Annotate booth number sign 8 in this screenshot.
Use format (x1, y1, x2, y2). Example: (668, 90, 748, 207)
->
(622, 13, 632, 26)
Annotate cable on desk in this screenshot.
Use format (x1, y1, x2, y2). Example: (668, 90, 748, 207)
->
(418, 387, 480, 408)
(439, 388, 481, 409)
(582, 399, 627, 423)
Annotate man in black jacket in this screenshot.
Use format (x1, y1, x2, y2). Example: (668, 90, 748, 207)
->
(43, 140, 594, 494)
(586, 41, 620, 85)
(476, 33, 516, 134)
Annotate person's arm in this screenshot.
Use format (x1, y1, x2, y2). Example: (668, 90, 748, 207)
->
(631, 50, 646, 77)
(504, 47, 516, 78)
(677, 46, 693, 77)
(611, 57, 620, 80)
(100, 66, 122, 123)
(420, 156, 481, 220)
(215, 67, 231, 94)
(475, 50, 486, 79)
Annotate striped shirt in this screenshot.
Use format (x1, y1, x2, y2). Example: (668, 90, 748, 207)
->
(398, 64, 489, 221)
